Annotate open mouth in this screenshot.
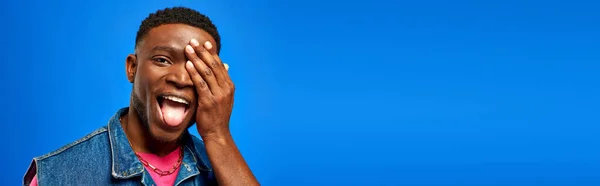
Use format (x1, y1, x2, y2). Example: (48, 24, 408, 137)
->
(157, 95, 190, 127)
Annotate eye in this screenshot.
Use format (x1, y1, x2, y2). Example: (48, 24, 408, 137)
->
(152, 57, 171, 65)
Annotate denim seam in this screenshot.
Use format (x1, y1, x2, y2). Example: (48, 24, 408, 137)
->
(109, 116, 126, 179)
(34, 127, 108, 161)
(188, 145, 211, 172)
(175, 168, 200, 186)
(109, 118, 119, 178)
(190, 137, 213, 172)
(108, 114, 123, 179)
(29, 127, 107, 186)
(108, 114, 145, 179)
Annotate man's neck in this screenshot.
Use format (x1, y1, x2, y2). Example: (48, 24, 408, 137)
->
(121, 107, 181, 157)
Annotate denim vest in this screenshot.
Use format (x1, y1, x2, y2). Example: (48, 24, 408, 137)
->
(23, 107, 218, 186)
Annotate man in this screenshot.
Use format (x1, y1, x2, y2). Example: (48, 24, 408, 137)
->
(23, 7, 259, 186)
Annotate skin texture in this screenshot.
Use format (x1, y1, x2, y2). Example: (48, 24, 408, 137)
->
(122, 23, 259, 185)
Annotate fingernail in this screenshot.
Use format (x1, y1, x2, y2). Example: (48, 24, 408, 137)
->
(224, 63, 229, 71)
(204, 41, 213, 49)
(185, 45, 194, 53)
(186, 61, 194, 68)
(190, 39, 200, 47)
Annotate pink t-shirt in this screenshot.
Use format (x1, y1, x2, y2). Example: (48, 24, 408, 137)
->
(30, 147, 182, 186)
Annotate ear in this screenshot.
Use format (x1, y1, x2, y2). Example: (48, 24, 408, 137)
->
(126, 54, 137, 83)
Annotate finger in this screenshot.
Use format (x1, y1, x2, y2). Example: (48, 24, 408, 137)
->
(191, 39, 221, 71)
(203, 41, 233, 87)
(185, 44, 221, 95)
(190, 40, 222, 86)
(185, 61, 212, 97)
(203, 41, 224, 65)
(198, 41, 230, 89)
(222, 63, 233, 88)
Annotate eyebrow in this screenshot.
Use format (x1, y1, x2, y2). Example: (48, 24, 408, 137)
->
(150, 46, 178, 54)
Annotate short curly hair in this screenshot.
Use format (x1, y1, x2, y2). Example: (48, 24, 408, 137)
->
(135, 7, 221, 54)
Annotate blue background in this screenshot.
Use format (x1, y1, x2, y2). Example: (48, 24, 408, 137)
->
(2, 0, 599, 185)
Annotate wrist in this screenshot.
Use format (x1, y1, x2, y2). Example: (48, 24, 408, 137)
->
(201, 130, 233, 144)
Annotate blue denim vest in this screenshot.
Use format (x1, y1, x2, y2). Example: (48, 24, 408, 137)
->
(23, 107, 218, 186)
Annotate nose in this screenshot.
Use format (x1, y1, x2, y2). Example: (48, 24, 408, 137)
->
(166, 63, 194, 89)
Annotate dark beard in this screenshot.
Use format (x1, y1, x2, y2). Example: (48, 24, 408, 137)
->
(131, 90, 150, 134)
(131, 88, 186, 145)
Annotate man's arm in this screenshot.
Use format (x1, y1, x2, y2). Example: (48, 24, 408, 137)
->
(185, 39, 259, 186)
(203, 132, 259, 185)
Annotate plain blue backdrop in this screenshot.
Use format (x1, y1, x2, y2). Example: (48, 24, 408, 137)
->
(1, 0, 599, 185)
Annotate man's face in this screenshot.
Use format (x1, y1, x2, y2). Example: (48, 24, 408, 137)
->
(126, 24, 218, 142)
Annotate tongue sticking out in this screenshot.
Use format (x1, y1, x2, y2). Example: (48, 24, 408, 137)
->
(160, 99, 187, 127)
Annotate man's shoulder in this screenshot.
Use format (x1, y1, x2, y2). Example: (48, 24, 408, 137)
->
(34, 126, 110, 161)
(24, 126, 112, 185)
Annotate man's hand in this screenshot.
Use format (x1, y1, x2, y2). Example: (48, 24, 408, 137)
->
(183, 39, 259, 185)
(184, 39, 233, 139)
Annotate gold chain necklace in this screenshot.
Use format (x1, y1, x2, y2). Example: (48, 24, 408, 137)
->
(135, 147, 183, 176)
(120, 116, 184, 176)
